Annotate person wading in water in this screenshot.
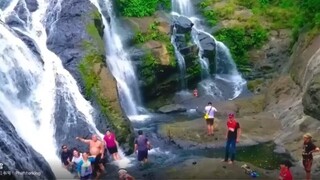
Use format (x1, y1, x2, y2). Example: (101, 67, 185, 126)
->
(76, 135, 105, 179)
(204, 102, 217, 136)
(302, 133, 320, 180)
(134, 130, 151, 165)
(103, 130, 121, 161)
(222, 113, 241, 164)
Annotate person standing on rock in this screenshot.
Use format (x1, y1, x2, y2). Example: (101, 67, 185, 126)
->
(76, 135, 106, 179)
(222, 113, 241, 164)
(134, 130, 151, 165)
(204, 102, 217, 136)
(302, 133, 320, 180)
(103, 130, 121, 161)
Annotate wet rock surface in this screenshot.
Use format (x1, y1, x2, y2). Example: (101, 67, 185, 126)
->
(0, 110, 55, 180)
(172, 16, 194, 34)
(158, 104, 187, 114)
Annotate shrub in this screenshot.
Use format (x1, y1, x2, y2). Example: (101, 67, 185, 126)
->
(115, 0, 170, 17)
(215, 25, 268, 67)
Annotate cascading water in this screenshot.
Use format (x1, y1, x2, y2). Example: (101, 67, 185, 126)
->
(171, 0, 247, 100)
(0, 0, 133, 177)
(171, 26, 187, 89)
(0, 16, 71, 179)
(89, 0, 146, 118)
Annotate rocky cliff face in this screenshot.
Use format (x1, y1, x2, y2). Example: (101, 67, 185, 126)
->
(0, 111, 55, 180)
(45, 0, 134, 153)
(264, 34, 320, 174)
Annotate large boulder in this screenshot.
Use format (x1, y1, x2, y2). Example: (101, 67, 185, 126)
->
(45, 0, 106, 89)
(158, 104, 187, 113)
(25, 0, 38, 12)
(172, 16, 194, 34)
(303, 73, 320, 120)
(198, 32, 216, 59)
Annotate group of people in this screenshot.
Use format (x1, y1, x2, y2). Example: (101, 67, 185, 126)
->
(60, 129, 151, 180)
(204, 102, 320, 180)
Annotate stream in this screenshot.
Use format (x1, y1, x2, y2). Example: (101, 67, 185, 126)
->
(104, 111, 292, 179)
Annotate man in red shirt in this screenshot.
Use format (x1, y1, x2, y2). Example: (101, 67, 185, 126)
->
(279, 160, 293, 180)
(222, 113, 241, 164)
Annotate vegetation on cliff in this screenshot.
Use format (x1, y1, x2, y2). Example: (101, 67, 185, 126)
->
(132, 21, 178, 96)
(198, 0, 320, 71)
(78, 11, 133, 149)
(115, 0, 171, 17)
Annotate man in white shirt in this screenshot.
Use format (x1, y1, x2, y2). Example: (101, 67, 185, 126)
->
(204, 102, 217, 136)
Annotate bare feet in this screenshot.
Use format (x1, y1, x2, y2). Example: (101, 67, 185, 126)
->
(221, 159, 227, 162)
(228, 160, 233, 164)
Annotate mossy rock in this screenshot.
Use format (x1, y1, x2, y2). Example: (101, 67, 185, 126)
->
(78, 10, 134, 153)
(247, 78, 264, 93)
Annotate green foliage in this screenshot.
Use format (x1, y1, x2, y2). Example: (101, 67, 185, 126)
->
(133, 21, 169, 44)
(198, 0, 219, 26)
(133, 21, 176, 67)
(86, 11, 105, 54)
(247, 79, 264, 92)
(159, 0, 171, 10)
(186, 58, 201, 77)
(78, 53, 102, 98)
(198, 0, 212, 9)
(215, 25, 268, 67)
(166, 44, 176, 67)
(115, 0, 171, 17)
(215, 1, 236, 18)
(140, 52, 157, 85)
(237, 0, 257, 8)
(116, 0, 157, 17)
(78, 15, 133, 146)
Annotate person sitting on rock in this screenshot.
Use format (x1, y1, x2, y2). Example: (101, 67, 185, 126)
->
(302, 133, 320, 180)
(103, 129, 121, 161)
(279, 160, 293, 180)
(60, 145, 73, 170)
(222, 113, 241, 164)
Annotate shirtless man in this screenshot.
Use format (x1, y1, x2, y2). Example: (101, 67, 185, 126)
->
(76, 135, 105, 179)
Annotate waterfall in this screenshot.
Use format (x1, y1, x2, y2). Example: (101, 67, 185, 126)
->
(171, 0, 246, 99)
(0, 16, 71, 179)
(89, 0, 147, 118)
(0, 0, 133, 177)
(171, 26, 187, 89)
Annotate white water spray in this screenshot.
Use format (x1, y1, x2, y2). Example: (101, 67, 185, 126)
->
(0, 0, 116, 177)
(171, 0, 246, 99)
(89, 0, 146, 117)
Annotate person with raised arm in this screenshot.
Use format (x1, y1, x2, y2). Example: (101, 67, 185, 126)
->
(76, 135, 105, 179)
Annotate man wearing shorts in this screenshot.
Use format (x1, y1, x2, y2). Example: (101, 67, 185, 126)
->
(76, 134, 105, 179)
(204, 102, 217, 136)
(134, 130, 151, 165)
(302, 133, 320, 180)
